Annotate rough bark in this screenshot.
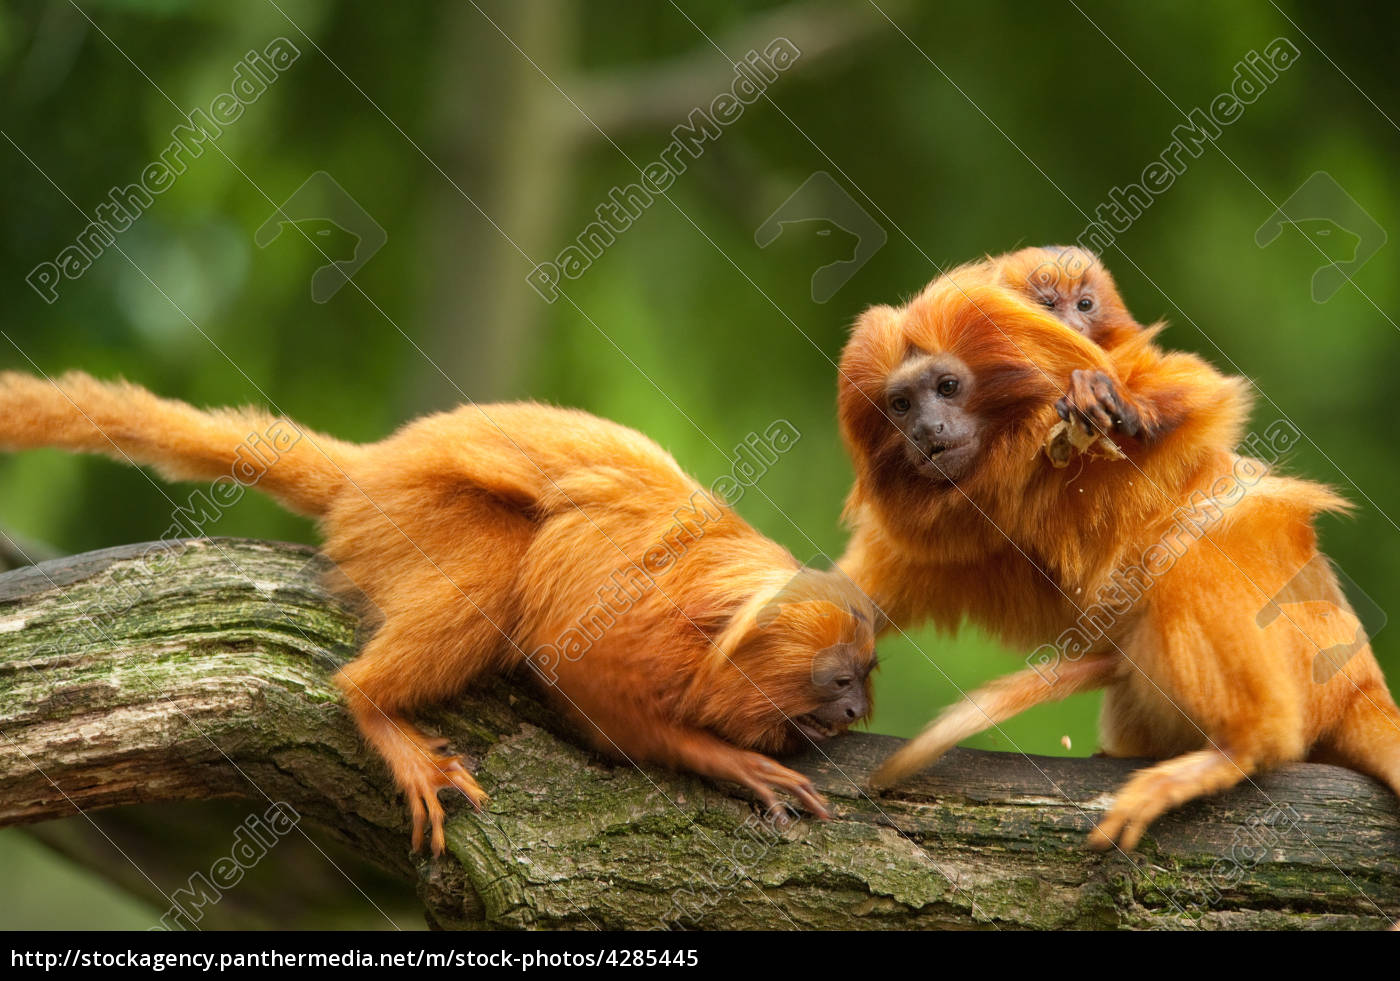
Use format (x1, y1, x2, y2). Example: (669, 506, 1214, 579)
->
(0, 538, 1397, 930)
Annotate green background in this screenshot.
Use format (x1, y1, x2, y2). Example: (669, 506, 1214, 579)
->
(1, 0, 1397, 929)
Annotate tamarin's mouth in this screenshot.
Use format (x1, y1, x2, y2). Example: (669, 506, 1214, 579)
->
(907, 439, 974, 483)
(792, 714, 845, 742)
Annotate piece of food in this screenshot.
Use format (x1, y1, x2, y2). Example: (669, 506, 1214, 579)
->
(1043, 419, 1126, 468)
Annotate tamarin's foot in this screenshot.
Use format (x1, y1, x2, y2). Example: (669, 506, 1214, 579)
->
(1056, 368, 1142, 439)
(401, 749, 489, 856)
(662, 729, 832, 819)
(350, 708, 490, 856)
(1087, 749, 1249, 852)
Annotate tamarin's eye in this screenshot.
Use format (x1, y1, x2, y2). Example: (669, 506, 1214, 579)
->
(1039, 295, 1057, 309)
(889, 395, 911, 414)
(936, 377, 959, 398)
(1077, 297, 1095, 312)
(834, 676, 853, 689)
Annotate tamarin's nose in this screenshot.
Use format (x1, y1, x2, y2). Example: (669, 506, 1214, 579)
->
(844, 706, 857, 720)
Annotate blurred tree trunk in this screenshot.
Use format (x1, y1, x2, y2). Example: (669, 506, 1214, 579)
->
(417, 0, 572, 408)
(412, 0, 909, 409)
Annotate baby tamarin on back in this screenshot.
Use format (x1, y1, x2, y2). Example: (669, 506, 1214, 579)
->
(0, 372, 877, 854)
(988, 245, 1140, 348)
(943, 245, 1205, 445)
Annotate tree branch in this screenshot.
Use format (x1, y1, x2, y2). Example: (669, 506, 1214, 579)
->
(1, 538, 1397, 929)
(575, 0, 908, 136)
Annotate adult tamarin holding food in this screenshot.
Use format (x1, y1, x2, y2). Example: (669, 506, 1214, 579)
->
(837, 275, 1400, 850)
(0, 372, 876, 854)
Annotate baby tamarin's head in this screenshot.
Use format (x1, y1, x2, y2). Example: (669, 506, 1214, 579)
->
(990, 245, 1139, 347)
(701, 567, 879, 754)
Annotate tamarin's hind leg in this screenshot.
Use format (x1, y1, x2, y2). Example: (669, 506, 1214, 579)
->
(336, 617, 504, 855)
(1089, 748, 1260, 852)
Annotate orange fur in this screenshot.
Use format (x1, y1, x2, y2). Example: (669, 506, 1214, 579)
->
(839, 278, 1400, 850)
(943, 246, 1218, 442)
(0, 371, 878, 854)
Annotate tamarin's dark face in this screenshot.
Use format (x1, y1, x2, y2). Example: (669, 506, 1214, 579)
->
(883, 352, 982, 483)
(788, 622, 877, 743)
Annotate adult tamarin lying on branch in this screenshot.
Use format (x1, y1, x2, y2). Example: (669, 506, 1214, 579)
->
(837, 278, 1400, 850)
(0, 372, 877, 854)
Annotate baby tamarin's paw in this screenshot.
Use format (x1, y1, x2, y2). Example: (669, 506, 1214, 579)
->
(1056, 369, 1142, 440)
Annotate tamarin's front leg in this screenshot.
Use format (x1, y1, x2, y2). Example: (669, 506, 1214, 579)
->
(623, 722, 831, 819)
(336, 622, 494, 855)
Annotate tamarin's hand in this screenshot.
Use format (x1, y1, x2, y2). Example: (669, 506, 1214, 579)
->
(1055, 369, 1143, 440)
(0, 372, 879, 855)
(839, 273, 1400, 852)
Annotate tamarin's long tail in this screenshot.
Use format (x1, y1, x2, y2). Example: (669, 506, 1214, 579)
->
(870, 652, 1121, 789)
(0, 371, 361, 517)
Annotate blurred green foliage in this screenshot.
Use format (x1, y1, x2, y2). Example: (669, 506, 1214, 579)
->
(1, 0, 1398, 928)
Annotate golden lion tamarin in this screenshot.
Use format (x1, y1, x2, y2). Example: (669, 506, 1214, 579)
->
(837, 277, 1400, 850)
(0, 372, 877, 854)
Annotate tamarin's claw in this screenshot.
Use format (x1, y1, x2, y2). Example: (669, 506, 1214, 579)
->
(403, 752, 489, 856)
(1088, 795, 1152, 852)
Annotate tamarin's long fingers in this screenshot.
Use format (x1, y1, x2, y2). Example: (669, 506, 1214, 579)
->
(1088, 748, 1253, 852)
(404, 784, 452, 856)
(746, 757, 830, 820)
(424, 791, 448, 856)
(408, 793, 428, 854)
(871, 653, 1120, 790)
(682, 735, 831, 819)
(729, 756, 828, 819)
(402, 759, 489, 854)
